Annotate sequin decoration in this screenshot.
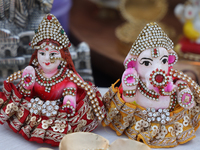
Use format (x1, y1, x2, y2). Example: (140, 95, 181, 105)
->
(51, 120, 66, 133)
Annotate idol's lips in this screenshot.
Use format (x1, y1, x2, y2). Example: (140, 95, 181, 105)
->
(45, 62, 50, 66)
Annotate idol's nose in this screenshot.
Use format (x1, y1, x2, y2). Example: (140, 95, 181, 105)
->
(44, 54, 50, 61)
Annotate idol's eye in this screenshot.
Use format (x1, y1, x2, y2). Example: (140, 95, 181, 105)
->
(140, 61, 152, 66)
(50, 53, 57, 56)
(162, 58, 168, 64)
(39, 52, 45, 56)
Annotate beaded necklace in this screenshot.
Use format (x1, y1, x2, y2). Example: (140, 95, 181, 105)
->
(138, 80, 159, 101)
(169, 91, 177, 111)
(138, 79, 176, 111)
(35, 61, 67, 93)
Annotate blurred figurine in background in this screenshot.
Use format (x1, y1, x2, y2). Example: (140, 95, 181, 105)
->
(0, 0, 54, 34)
(102, 22, 200, 148)
(0, 0, 54, 89)
(175, 0, 200, 60)
(0, 14, 105, 146)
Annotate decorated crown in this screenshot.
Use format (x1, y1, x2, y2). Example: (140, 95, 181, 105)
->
(130, 22, 174, 56)
(30, 14, 70, 50)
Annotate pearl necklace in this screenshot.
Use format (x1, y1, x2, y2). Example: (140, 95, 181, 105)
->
(35, 61, 67, 93)
(138, 80, 159, 101)
(138, 79, 177, 111)
(169, 91, 177, 111)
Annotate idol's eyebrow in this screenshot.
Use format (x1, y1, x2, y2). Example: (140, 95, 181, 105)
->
(50, 50, 59, 53)
(160, 55, 168, 60)
(140, 57, 153, 61)
(38, 50, 45, 52)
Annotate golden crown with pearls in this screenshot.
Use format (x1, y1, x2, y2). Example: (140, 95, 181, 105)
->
(130, 22, 174, 56)
(30, 14, 70, 50)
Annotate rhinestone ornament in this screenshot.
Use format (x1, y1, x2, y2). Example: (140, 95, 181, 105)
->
(28, 98, 44, 115)
(130, 22, 174, 56)
(124, 74, 138, 87)
(138, 80, 159, 101)
(124, 57, 137, 69)
(168, 52, 178, 67)
(149, 69, 169, 88)
(62, 100, 75, 117)
(31, 14, 70, 50)
(144, 108, 171, 124)
(138, 79, 177, 111)
(151, 48, 160, 58)
(62, 88, 76, 96)
(178, 90, 194, 108)
(21, 73, 35, 87)
(123, 90, 136, 98)
(42, 100, 59, 117)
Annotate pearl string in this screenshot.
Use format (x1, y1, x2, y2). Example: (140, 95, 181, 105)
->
(62, 88, 76, 96)
(169, 68, 200, 98)
(66, 70, 104, 120)
(124, 57, 136, 69)
(123, 90, 136, 98)
(138, 80, 159, 101)
(6, 70, 23, 82)
(138, 79, 177, 111)
(35, 61, 67, 93)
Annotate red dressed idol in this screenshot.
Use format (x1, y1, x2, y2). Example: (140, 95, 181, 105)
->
(0, 14, 105, 146)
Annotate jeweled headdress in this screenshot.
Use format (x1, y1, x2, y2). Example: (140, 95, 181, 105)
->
(30, 14, 70, 50)
(124, 22, 178, 69)
(130, 22, 174, 56)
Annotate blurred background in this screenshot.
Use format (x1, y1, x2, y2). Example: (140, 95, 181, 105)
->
(1, 0, 200, 88)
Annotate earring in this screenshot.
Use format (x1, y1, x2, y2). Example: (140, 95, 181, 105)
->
(168, 53, 178, 67)
(57, 64, 61, 69)
(124, 57, 137, 69)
